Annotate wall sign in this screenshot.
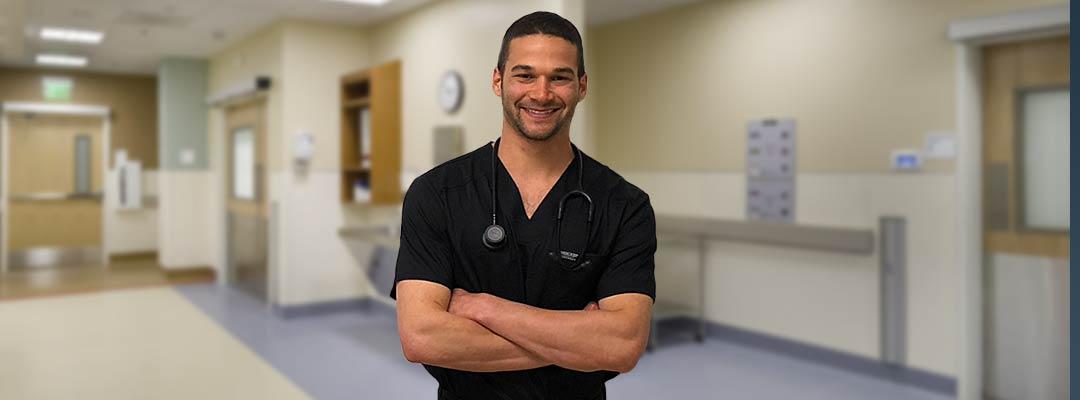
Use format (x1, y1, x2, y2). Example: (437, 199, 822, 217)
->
(746, 118, 796, 222)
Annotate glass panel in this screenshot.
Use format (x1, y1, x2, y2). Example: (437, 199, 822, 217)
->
(74, 135, 91, 194)
(232, 127, 256, 200)
(1021, 88, 1069, 231)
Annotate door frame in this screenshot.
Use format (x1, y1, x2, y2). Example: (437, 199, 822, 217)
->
(0, 102, 113, 274)
(947, 5, 1068, 400)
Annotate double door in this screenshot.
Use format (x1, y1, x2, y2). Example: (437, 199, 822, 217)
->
(7, 114, 103, 268)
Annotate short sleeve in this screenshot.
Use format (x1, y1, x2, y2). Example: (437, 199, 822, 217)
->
(389, 177, 454, 299)
(595, 192, 657, 302)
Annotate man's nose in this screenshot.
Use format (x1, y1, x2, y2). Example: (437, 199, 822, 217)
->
(528, 77, 554, 103)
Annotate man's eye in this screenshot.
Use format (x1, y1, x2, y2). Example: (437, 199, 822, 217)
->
(515, 74, 533, 79)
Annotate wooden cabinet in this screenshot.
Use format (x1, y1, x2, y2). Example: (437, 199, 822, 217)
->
(340, 60, 401, 205)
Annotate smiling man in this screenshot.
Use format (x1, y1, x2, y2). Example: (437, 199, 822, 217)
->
(391, 11, 657, 400)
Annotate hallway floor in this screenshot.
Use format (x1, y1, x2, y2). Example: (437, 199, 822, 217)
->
(0, 255, 212, 300)
(0, 286, 308, 399)
(0, 282, 956, 399)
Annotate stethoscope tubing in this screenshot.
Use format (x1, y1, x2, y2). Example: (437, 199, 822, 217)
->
(484, 138, 594, 270)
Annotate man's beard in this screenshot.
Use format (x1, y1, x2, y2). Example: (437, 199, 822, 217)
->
(502, 96, 576, 142)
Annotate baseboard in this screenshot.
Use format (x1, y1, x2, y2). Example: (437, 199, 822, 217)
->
(161, 266, 216, 285)
(658, 317, 956, 396)
(273, 296, 397, 319)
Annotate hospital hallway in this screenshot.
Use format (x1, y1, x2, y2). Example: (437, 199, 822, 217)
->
(0, 0, 1070, 399)
(0, 283, 951, 400)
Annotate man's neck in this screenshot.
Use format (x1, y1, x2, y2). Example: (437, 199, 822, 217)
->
(497, 125, 574, 182)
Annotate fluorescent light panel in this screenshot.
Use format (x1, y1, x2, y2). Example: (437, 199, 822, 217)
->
(40, 27, 104, 44)
(325, 0, 391, 6)
(36, 54, 88, 67)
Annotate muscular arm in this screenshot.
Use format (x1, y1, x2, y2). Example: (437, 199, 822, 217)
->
(450, 290, 652, 373)
(395, 280, 550, 372)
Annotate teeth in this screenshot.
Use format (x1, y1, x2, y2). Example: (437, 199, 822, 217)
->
(525, 108, 555, 115)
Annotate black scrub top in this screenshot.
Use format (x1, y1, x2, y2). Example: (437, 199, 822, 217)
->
(391, 142, 657, 400)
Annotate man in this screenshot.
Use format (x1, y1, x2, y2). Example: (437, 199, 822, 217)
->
(391, 11, 656, 400)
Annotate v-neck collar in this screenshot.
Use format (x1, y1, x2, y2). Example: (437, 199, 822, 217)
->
(491, 140, 581, 225)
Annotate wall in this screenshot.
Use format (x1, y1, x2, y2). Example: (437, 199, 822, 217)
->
(159, 58, 210, 170)
(276, 20, 373, 305)
(590, 0, 1061, 172)
(158, 58, 211, 269)
(589, 0, 1064, 378)
(0, 67, 158, 168)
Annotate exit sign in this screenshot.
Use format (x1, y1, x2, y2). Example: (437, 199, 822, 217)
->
(42, 77, 73, 101)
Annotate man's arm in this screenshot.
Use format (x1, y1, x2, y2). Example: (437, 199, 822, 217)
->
(395, 280, 551, 372)
(450, 289, 652, 373)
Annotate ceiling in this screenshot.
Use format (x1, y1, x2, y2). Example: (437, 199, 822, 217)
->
(0, 0, 435, 75)
(0, 0, 704, 76)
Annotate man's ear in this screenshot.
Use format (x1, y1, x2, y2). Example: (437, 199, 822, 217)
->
(578, 72, 588, 100)
(492, 68, 503, 97)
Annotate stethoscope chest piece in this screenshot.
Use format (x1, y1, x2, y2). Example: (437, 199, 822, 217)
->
(483, 224, 506, 249)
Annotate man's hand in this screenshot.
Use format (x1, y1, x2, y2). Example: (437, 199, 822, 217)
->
(448, 288, 492, 321)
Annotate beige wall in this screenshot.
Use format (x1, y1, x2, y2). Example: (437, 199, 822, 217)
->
(281, 20, 370, 172)
(589, 0, 1062, 172)
(590, 0, 1066, 378)
(0, 67, 158, 168)
(278, 20, 375, 305)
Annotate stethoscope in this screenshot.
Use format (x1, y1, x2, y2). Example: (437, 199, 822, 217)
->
(482, 138, 595, 270)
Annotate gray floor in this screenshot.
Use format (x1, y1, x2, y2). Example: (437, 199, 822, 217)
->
(176, 283, 952, 400)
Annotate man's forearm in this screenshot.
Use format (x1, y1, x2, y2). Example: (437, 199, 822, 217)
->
(462, 294, 649, 373)
(399, 308, 549, 372)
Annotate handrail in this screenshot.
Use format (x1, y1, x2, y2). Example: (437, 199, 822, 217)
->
(9, 192, 104, 202)
(656, 214, 875, 255)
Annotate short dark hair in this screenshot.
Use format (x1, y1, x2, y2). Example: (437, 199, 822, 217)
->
(497, 11, 585, 78)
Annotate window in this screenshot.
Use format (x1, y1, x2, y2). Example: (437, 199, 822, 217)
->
(1019, 87, 1069, 231)
(232, 127, 255, 200)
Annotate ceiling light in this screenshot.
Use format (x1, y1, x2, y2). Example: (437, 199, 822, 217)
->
(36, 54, 88, 67)
(324, 0, 392, 6)
(40, 27, 104, 44)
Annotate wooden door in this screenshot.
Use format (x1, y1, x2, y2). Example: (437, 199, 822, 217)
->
(225, 100, 268, 300)
(981, 35, 1069, 400)
(7, 114, 103, 268)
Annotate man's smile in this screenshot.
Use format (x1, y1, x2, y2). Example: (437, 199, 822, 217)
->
(521, 106, 560, 121)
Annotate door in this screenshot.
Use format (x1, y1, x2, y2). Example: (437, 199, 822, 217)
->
(981, 35, 1069, 400)
(225, 100, 268, 300)
(7, 114, 103, 268)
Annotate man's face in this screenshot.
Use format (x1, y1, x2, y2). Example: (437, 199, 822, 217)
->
(493, 34, 587, 142)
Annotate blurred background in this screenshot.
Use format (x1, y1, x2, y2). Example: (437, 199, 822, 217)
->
(0, 0, 1069, 399)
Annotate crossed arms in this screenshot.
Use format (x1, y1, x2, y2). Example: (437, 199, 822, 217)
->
(395, 280, 652, 373)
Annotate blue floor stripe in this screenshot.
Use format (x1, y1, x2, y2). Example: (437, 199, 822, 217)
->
(176, 283, 952, 400)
